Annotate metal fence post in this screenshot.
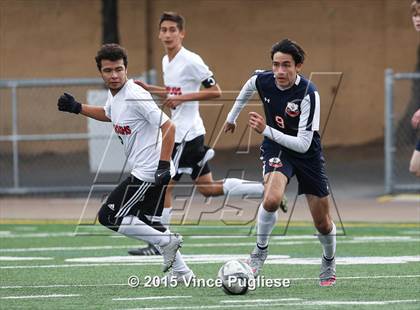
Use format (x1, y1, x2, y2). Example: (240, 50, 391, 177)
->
(384, 68, 394, 194)
(11, 85, 20, 190)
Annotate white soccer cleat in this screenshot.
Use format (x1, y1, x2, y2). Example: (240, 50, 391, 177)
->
(162, 269, 195, 286)
(197, 147, 215, 167)
(319, 255, 336, 287)
(160, 233, 183, 272)
(246, 245, 268, 277)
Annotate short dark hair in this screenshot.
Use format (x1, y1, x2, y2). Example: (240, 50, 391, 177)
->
(95, 43, 128, 71)
(270, 39, 306, 65)
(412, 0, 420, 15)
(159, 12, 185, 31)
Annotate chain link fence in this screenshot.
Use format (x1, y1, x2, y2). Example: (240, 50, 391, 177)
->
(0, 74, 155, 194)
(384, 69, 420, 194)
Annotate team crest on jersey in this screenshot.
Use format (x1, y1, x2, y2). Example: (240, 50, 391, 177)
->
(285, 101, 300, 117)
(268, 157, 283, 168)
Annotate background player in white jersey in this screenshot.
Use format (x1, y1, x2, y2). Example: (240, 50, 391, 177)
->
(225, 39, 337, 286)
(129, 12, 285, 256)
(57, 43, 194, 282)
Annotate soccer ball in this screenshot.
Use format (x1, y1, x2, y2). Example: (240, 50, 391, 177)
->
(218, 260, 254, 295)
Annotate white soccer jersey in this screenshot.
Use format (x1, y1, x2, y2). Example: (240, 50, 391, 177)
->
(162, 47, 213, 143)
(103, 79, 170, 182)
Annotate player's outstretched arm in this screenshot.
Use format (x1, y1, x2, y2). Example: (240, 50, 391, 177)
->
(134, 80, 168, 98)
(154, 119, 175, 186)
(57, 93, 110, 122)
(224, 76, 257, 133)
(80, 105, 111, 122)
(159, 119, 175, 161)
(162, 83, 222, 109)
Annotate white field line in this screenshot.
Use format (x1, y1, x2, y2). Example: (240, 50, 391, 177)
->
(113, 296, 192, 301)
(0, 262, 159, 269)
(221, 298, 302, 303)
(220, 300, 420, 306)
(1, 274, 420, 290)
(0, 229, 418, 240)
(350, 236, 419, 241)
(1, 255, 420, 269)
(2, 236, 420, 252)
(0, 227, 256, 238)
(118, 299, 419, 310)
(1, 283, 126, 289)
(1, 294, 80, 300)
(289, 274, 420, 281)
(64, 254, 420, 265)
(189, 235, 316, 240)
(0, 256, 53, 261)
(0, 232, 92, 238)
(1, 245, 140, 252)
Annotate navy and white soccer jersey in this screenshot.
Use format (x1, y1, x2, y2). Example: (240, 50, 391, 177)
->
(227, 70, 329, 197)
(255, 71, 321, 158)
(228, 70, 321, 158)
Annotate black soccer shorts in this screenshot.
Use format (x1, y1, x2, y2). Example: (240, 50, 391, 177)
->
(172, 135, 211, 181)
(104, 175, 166, 221)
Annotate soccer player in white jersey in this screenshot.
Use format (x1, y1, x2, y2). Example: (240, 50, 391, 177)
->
(129, 12, 287, 257)
(224, 39, 337, 286)
(57, 44, 194, 282)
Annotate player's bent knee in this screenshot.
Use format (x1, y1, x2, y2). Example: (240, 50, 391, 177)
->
(315, 220, 331, 235)
(263, 196, 281, 211)
(97, 204, 119, 232)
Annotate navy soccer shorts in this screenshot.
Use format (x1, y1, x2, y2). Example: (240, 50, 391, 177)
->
(172, 135, 211, 181)
(416, 140, 420, 151)
(260, 144, 330, 198)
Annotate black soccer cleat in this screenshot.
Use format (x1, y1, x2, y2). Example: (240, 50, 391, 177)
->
(128, 243, 160, 256)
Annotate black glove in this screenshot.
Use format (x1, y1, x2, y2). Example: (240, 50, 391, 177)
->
(57, 92, 82, 114)
(154, 160, 171, 186)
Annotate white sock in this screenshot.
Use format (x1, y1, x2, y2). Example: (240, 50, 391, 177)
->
(161, 207, 172, 229)
(318, 222, 336, 259)
(256, 204, 278, 248)
(223, 178, 264, 196)
(171, 251, 190, 273)
(118, 215, 170, 247)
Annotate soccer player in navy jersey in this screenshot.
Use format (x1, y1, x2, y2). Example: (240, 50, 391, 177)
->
(224, 39, 337, 286)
